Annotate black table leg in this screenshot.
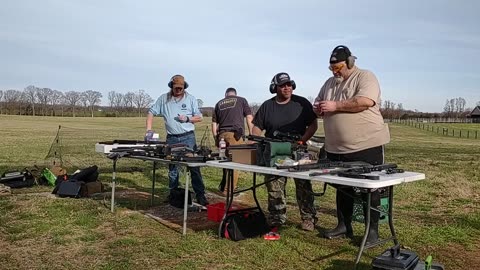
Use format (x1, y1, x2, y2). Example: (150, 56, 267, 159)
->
(388, 186, 399, 245)
(354, 191, 372, 269)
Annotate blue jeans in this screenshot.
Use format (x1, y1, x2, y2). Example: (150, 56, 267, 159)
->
(166, 131, 205, 196)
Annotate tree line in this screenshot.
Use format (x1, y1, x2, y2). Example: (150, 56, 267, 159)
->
(0, 86, 202, 117)
(0, 86, 478, 119)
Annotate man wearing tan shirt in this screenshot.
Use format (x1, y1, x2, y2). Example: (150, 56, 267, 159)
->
(314, 45, 390, 245)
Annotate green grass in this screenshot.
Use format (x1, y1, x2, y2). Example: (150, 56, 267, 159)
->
(0, 115, 479, 270)
(396, 120, 480, 139)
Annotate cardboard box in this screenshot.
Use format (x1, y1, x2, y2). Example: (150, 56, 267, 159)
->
(230, 148, 257, 165)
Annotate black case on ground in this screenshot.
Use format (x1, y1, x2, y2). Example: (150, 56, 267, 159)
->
(56, 180, 85, 198)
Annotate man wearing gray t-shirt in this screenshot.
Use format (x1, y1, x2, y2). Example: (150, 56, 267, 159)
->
(314, 45, 390, 245)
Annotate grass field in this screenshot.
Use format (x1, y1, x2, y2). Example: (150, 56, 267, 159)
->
(396, 120, 480, 139)
(0, 115, 479, 270)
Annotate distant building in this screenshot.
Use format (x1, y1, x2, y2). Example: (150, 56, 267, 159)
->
(471, 106, 480, 123)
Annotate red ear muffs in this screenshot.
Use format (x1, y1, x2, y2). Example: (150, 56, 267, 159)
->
(168, 75, 189, 89)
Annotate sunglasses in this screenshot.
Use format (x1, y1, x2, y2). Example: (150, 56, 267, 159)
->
(173, 87, 184, 91)
(278, 82, 292, 88)
(328, 63, 345, 73)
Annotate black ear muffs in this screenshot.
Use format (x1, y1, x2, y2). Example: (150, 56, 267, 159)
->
(332, 45, 357, 69)
(269, 76, 276, 94)
(269, 76, 297, 94)
(168, 75, 189, 89)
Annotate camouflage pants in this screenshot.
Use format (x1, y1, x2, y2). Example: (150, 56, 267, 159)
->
(265, 175, 317, 226)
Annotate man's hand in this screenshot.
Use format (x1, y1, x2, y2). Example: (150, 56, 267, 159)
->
(175, 114, 189, 123)
(144, 130, 154, 142)
(318, 101, 337, 113)
(313, 98, 323, 116)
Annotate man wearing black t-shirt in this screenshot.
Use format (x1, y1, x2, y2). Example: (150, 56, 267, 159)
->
(252, 72, 318, 232)
(212, 87, 253, 194)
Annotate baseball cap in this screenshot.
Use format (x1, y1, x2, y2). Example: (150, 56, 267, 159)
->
(171, 75, 185, 88)
(330, 46, 351, 64)
(273, 72, 294, 85)
(225, 87, 237, 94)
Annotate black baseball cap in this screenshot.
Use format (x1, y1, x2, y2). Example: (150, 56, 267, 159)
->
(273, 72, 294, 85)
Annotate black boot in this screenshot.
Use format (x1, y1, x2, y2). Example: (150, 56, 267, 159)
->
(324, 188, 354, 239)
(324, 221, 353, 239)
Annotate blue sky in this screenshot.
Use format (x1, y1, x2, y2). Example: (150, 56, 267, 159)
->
(1, 0, 479, 112)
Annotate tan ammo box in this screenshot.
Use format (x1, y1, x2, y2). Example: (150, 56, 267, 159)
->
(230, 148, 257, 165)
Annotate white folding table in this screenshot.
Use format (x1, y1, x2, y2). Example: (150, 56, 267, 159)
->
(206, 160, 425, 269)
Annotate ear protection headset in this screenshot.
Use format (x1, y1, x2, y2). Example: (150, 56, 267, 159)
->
(269, 75, 297, 94)
(331, 45, 357, 69)
(168, 75, 189, 89)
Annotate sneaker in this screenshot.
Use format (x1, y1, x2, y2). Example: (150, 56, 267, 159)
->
(301, 219, 315, 232)
(264, 227, 281, 241)
(263, 231, 280, 241)
(196, 194, 209, 206)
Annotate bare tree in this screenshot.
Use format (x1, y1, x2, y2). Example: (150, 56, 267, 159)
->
(250, 102, 261, 116)
(84, 90, 102, 117)
(0, 90, 3, 114)
(107, 91, 124, 116)
(454, 97, 466, 114)
(443, 99, 454, 118)
(197, 98, 204, 108)
(133, 90, 153, 117)
(123, 91, 135, 114)
(36, 88, 53, 116)
(58, 92, 67, 117)
(381, 100, 396, 119)
(50, 90, 64, 116)
(24, 85, 38, 116)
(79, 92, 89, 116)
(4, 89, 22, 114)
(108, 91, 116, 108)
(113, 92, 124, 116)
(65, 91, 81, 117)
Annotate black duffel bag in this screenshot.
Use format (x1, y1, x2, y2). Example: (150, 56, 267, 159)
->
(168, 187, 193, 208)
(0, 170, 35, 188)
(222, 210, 269, 241)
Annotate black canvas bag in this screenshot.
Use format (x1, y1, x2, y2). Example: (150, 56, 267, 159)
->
(0, 171, 35, 188)
(70, 165, 99, 183)
(168, 187, 193, 208)
(222, 210, 269, 241)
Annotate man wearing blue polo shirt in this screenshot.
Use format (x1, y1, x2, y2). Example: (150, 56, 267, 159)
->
(145, 74, 209, 206)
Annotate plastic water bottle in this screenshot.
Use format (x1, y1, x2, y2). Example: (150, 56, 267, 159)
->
(219, 137, 226, 159)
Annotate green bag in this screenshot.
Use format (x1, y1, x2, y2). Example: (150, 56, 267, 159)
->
(41, 168, 57, 186)
(257, 142, 292, 167)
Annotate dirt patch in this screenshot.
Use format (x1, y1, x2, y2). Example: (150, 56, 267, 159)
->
(112, 190, 257, 233)
(415, 242, 480, 269)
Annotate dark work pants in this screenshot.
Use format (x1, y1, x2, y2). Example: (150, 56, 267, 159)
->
(326, 146, 384, 226)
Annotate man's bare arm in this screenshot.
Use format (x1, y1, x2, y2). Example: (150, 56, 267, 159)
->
(252, 126, 263, 136)
(211, 122, 218, 137)
(301, 120, 318, 143)
(146, 113, 154, 130)
(246, 115, 254, 135)
(319, 96, 374, 113)
(336, 96, 374, 112)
